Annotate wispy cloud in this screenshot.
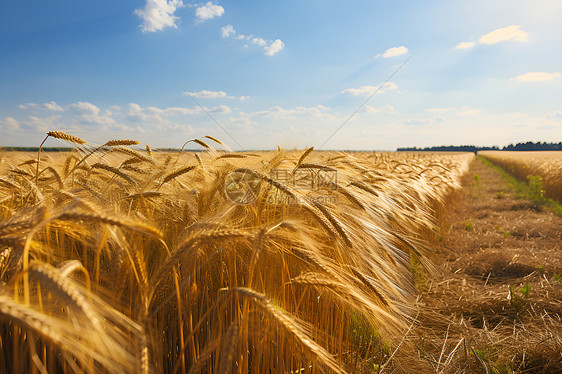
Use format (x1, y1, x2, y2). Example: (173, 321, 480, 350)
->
(249, 105, 332, 119)
(18, 101, 64, 112)
(362, 105, 395, 113)
(221, 24, 234, 37)
(127, 102, 231, 122)
(183, 89, 249, 100)
(0, 116, 19, 131)
(512, 71, 561, 82)
(426, 107, 453, 113)
(456, 108, 480, 116)
(194, 2, 224, 22)
(455, 25, 528, 50)
(404, 118, 430, 126)
(375, 46, 408, 59)
(479, 25, 528, 45)
(426, 106, 480, 116)
(341, 82, 398, 96)
(455, 41, 475, 49)
(546, 111, 562, 120)
(220, 24, 285, 56)
(381, 46, 408, 58)
(134, 0, 184, 32)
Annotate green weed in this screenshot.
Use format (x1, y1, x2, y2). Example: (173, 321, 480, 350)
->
(479, 156, 562, 217)
(520, 283, 530, 298)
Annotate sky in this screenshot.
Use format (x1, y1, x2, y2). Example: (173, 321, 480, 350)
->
(1, 0, 561, 150)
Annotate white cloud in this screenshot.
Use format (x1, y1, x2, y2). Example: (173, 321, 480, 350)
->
(456, 108, 481, 116)
(252, 37, 267, 47)
(0, 116, 19, 130)
(221, 24, 235, 37)
(426, 107, 453, 113)
(18, 101, 64, 112)
(65, 102, 122, 128)
(263, 39, 284, 56)
(183, 90, 249, 100)
(195, 2, 224, 21)
(207, 105, 231, 114)
(455, 41, 475, 49)
(546, 111, 562, 120)
(404, 118, 430, 126)
(134, 0, 184, 32)
(24, 115, 62, 133)
(126, 103, 231, 122)
(382, 46, 408, 58)
(363, 105, 395, 113)
(479, 25, 528, 45)
(185, 89, 227, 99)
(68, 101, 100, 115)
(250, 105, 332, 119)
(341, 82, 398, 96)
(221, 24, 284, 56)
(425, 106, 481, 117)
(512, 71, 561, 82)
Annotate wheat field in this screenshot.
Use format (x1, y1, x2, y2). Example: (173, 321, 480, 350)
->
(0, 132, 474, 373)
(479, 151, 562, 202)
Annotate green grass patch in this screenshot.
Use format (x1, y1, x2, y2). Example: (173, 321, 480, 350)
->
(478, 156, 562, 217)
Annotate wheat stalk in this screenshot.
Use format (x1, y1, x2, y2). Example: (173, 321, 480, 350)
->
(161, 165, 198, 185)
(152, 229, 251, 287)
(218, 321, 240, 373)
(92, 163, 137, 185)
(53, 211, 163, 238)
(225, 287, 346, 374)
(110, 146, 153, 163)
(103, 139, 140, 147)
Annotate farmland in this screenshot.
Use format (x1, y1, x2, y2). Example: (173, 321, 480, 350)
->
(0, 134, 561, 373)
(480, 151, 562, 202)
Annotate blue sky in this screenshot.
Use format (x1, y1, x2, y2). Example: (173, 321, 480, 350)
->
(1, 0, 561, 150)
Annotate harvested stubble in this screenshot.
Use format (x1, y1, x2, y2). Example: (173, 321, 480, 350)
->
(479, 150, 562, 201)
(0, 134, 473, 373)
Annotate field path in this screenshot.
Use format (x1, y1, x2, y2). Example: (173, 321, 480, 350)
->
(403, 156, 562, 373)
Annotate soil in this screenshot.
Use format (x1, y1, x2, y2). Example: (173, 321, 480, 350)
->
(398, 157, 562, 373)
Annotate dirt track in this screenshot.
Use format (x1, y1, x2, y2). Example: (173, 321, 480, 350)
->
(400, 156, 562, 373)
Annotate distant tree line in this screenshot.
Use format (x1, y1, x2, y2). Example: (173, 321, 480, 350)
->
(501, 141, 562, 151)
(397, 142, 562, 152)
(0, 147, 73, 152)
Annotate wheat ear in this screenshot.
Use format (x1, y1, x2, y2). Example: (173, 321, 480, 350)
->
(29, 261, 101, 330)
(296, 146, 314, 167)
(92, 163, 137, 185)
(161, 165, 198, 185)
(53, 211, 163, 238)
(110, 146, 153, 163)
(37, 131, 86, 184)
(103, 139, 140, 146)
(152, 229, 251, 287)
